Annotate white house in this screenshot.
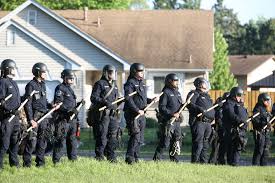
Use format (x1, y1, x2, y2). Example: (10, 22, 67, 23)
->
(0, 0, 214, 126)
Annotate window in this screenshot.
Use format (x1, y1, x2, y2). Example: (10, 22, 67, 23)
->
(154, 76, 165, 94)
(6, 30, 16, 46)
(28, 10, 37, 25)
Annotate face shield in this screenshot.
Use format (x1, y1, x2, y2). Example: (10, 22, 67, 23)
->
(105, 69, 117, 81)
(201, 80, 210, 92)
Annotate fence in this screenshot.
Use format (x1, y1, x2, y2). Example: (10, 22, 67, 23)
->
(209, 90, 275, 114)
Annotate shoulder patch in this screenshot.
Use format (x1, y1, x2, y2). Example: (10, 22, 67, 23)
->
(56, 90, 63, 96)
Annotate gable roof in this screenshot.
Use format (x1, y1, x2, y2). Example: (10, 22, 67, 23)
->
(0, 0, 130, 70)
(55, 9, 214, 70)
(229, 55, 274, 75)
(249, 71, 275, 88)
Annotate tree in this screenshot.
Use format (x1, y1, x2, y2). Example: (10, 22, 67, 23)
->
(0, 0, 132, 10)
(212, 0, 242, 55)
(209, 29, 237, 91)
(130, 0, 149, 10)
(153, 0, 200, 9)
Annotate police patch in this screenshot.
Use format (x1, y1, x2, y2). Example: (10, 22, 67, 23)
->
(56, 90, 63, 96)
(8, 85, 13, 89)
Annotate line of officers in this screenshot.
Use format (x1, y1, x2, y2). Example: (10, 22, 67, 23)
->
(0, 60, 274, 169)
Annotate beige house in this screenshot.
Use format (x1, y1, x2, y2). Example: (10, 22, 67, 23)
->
(0, 0, 214, 126)
(229, 55, 275, 91)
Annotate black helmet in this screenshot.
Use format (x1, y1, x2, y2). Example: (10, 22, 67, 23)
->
(222, 92, 230, 100)
(130, 63, 144, 77)
(32, 63, 48, 77)
(258, 93, 271, 104)
(165, 73, 179, 87)
(102, 65, 116, 80)
(229, 87, 244, 98)
(1, 59, 17, 76)
(193, 77, 208, 88)
(61, 69, 74, 79)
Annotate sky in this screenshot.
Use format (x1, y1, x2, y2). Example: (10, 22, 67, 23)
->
(200, 0, 275, 24)
(148, 0, 275, 24)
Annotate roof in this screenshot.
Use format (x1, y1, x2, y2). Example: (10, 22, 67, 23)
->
(249, 71, 275, 88)
(54, 9, 214, 70)
(0, 11, 9, 19)
(229, 55, 274, 75)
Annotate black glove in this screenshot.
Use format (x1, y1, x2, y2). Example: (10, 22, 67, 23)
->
(77, 100, 85, 106)
(47, 103, 53, 109)
(71, 108, 78, 115)
(0, 99, 6, 108)
(217, 102, 224, 107)
(12, 109, 20, 116)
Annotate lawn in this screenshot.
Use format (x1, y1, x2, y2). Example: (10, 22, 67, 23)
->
(0, 158, 274, 183)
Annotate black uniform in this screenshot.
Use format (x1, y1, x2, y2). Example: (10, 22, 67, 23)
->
(23, 78, 51, 167)
(0, 77, 21, 168)
(252, 103, 272, 166)
(90, 78, 119, 161)
(52, 82, 78, 163)
(221, 98, 248, 166)
(209, 97, 224, 164)
(153, 86, 182, 162)
(124, 77, 151, 164)
(187, 89, 214, 163)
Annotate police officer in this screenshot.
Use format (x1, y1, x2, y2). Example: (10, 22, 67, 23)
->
(0, 59, 21, 169)
(90, 65, 119, 162)
(209, 92, 229, 164)
(153, 73, 183, 162)
(187, 77, 214, 163)
(52, 69, 79, 164)
(23, 63, 52, 167)
(222, 87, 248, 166)
(252, 93, 272, 166)
(124, 63, 155, 165)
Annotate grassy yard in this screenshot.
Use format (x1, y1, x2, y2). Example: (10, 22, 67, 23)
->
(79, 124, 275, 158)
(0, 158, 274, 183)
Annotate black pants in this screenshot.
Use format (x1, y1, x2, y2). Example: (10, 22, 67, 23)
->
(208, 127, 220, 164)
(252, 130, 271, 166)
(125, 112, 145, 163)
(191, 121, 211, 163)
(93, 113, 119, 161)
(23, 113, 48, 167)
(52, 118, 77, 163)
(220, 129, 244, 166)
(0, 115, 20, 168)
(153, 120, 181, 162)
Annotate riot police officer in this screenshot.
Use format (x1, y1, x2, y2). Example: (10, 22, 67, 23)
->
(222, 87, 248, 166)
(153, 73, 183, 162)
(90, 65, 119, 162)
(187, 77, 214, 163)
(52, 69, 80, 164)
(252, 93, 272, 166)
(209, 92, 229, 164)
(0, 59, 21, 169)
(23, 63, 52, 167)
(124, 63, 155, 165)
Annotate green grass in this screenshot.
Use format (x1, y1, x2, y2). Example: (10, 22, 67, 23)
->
(79, 126, 275, 157)
(0, 157, 275, 183)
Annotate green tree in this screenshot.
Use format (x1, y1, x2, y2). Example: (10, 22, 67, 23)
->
(0, 0, 132, 10)
(212, 0, 242, 54)
(153, 0, 200, 9)
(209, 29, 237, 91)
(130, 0, 149, 10)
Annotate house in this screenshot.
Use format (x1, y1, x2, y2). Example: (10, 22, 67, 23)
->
(229, 55, 275, 91)
(0, 0, 214, 126)
(248, 71, 275, 91)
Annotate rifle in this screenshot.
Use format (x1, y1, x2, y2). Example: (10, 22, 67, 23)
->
(263, 115, 275, 130)
(197, 99, 226, 117)
(239, 112, 260, 127)
(70, 99, 85, 120)
(134, 92, 163, 120)
(99, 91, 137, 111)
(18, 102, 63, 145)
(0, 94, 13, 106)
(170, 93, 194, 125)
(8, 90, 38, 123)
